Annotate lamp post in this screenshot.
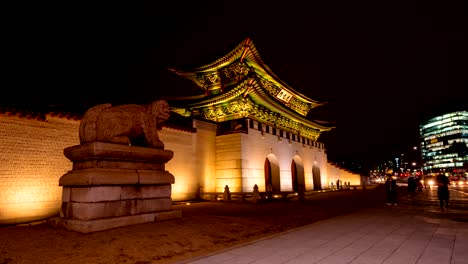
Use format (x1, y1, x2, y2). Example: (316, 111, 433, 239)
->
(413, 146, 423, 175)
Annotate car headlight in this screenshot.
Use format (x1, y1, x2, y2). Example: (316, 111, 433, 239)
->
(428, 180, 434, 186)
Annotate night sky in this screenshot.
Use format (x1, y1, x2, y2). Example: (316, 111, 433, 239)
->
(4, 2, 467, 172)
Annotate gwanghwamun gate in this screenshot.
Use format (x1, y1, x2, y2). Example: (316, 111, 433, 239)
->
(1, 38, 366, 225)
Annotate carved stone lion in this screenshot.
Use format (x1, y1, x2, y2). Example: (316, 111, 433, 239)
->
(79, 100, 170, 149)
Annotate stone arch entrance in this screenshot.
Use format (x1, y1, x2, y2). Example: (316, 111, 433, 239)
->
(291, 155, 305, 192)
(312, 164, 322, 190)
(265, 154, 280, 192)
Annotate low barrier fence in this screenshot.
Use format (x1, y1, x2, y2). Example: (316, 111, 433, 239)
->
(202, 184, 367, 203)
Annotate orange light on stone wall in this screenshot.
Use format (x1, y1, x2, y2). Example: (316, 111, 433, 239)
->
(171, 175, 192, 200)
(1, 184, 61, 224)
(160, 128, 200, 201)
(0, 115, 79, 225)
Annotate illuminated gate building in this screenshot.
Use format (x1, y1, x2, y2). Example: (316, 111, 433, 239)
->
(162, 38, 337, 199)
(0, 38, 364, 225)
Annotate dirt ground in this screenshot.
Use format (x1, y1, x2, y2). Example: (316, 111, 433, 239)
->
(0, 185, 389, 264)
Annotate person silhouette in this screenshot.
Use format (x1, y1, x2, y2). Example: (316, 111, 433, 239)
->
(436, 173, 450, 209)
(385, 175, 397, 206)
(408, 176, 416, 193)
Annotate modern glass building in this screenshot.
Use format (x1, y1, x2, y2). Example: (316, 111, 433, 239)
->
(419, 111, 468, 177)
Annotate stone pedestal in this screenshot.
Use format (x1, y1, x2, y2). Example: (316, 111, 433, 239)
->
(56, 142, 181, 233)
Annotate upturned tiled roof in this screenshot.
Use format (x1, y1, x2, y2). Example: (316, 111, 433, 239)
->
(0, 105, 195, 133)
(169, 38, 325, 111)
(0, 106, 81, 121)
(167, 37, 335, 138)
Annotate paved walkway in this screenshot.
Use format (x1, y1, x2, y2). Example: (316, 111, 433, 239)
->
(179, 195, 468, 264)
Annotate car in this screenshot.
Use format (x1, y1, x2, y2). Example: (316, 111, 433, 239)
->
(452, 179, 466, 187)
(422, 176, 436, 188)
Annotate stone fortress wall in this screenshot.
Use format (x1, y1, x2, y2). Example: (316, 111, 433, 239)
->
(214, 119, 329, 193)
(0, 111, 202, 225)
(0, 113, 80, 225)
(0, 113, 363, 225)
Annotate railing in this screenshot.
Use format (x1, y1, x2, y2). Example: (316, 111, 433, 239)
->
(202, 191, 301, 202)
(202, 184, 368, 203)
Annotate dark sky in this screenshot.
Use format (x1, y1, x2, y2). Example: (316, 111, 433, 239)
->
(4, 2, 467, 171)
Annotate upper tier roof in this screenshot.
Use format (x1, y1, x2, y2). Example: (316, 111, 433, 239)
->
(168, 37, 335, 138)
(169, 38, 326, 117)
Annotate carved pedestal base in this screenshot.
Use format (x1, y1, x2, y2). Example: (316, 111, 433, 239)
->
(57, 211, 182, 234)
(55, 142, 181, 233)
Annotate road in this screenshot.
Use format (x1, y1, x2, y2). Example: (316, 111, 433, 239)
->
(401, 184, 468, 221)
(181, 184, 468, 264)
(1, 184, 467, 264)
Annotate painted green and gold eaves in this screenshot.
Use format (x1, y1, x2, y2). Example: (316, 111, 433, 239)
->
(169, 38, 334, 141)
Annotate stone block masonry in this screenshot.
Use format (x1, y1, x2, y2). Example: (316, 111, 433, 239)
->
(0, 112, 198, 226)
(55, 142, 181, 233)
(0, 115, 80, 225)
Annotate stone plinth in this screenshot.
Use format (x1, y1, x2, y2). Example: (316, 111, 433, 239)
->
(56, 142, 181, 233)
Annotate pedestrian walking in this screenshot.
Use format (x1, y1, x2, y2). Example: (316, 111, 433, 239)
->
(336, 179, 340, 190)
(385, 175, 397, 205)
(416, 176, 424, 192)
(436, 173, 450, 209)
(408, 176, 416, 193)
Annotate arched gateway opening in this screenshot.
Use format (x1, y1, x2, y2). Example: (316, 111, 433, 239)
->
(312, 165, 322, 190)
(264, 154, 280, 192)
(291, 156, 305, 192)
(291, 160, 298, 191)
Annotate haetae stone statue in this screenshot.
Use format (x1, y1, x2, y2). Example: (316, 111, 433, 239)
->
(78, 100, 170, 149)
(57, 99, 181, 234)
